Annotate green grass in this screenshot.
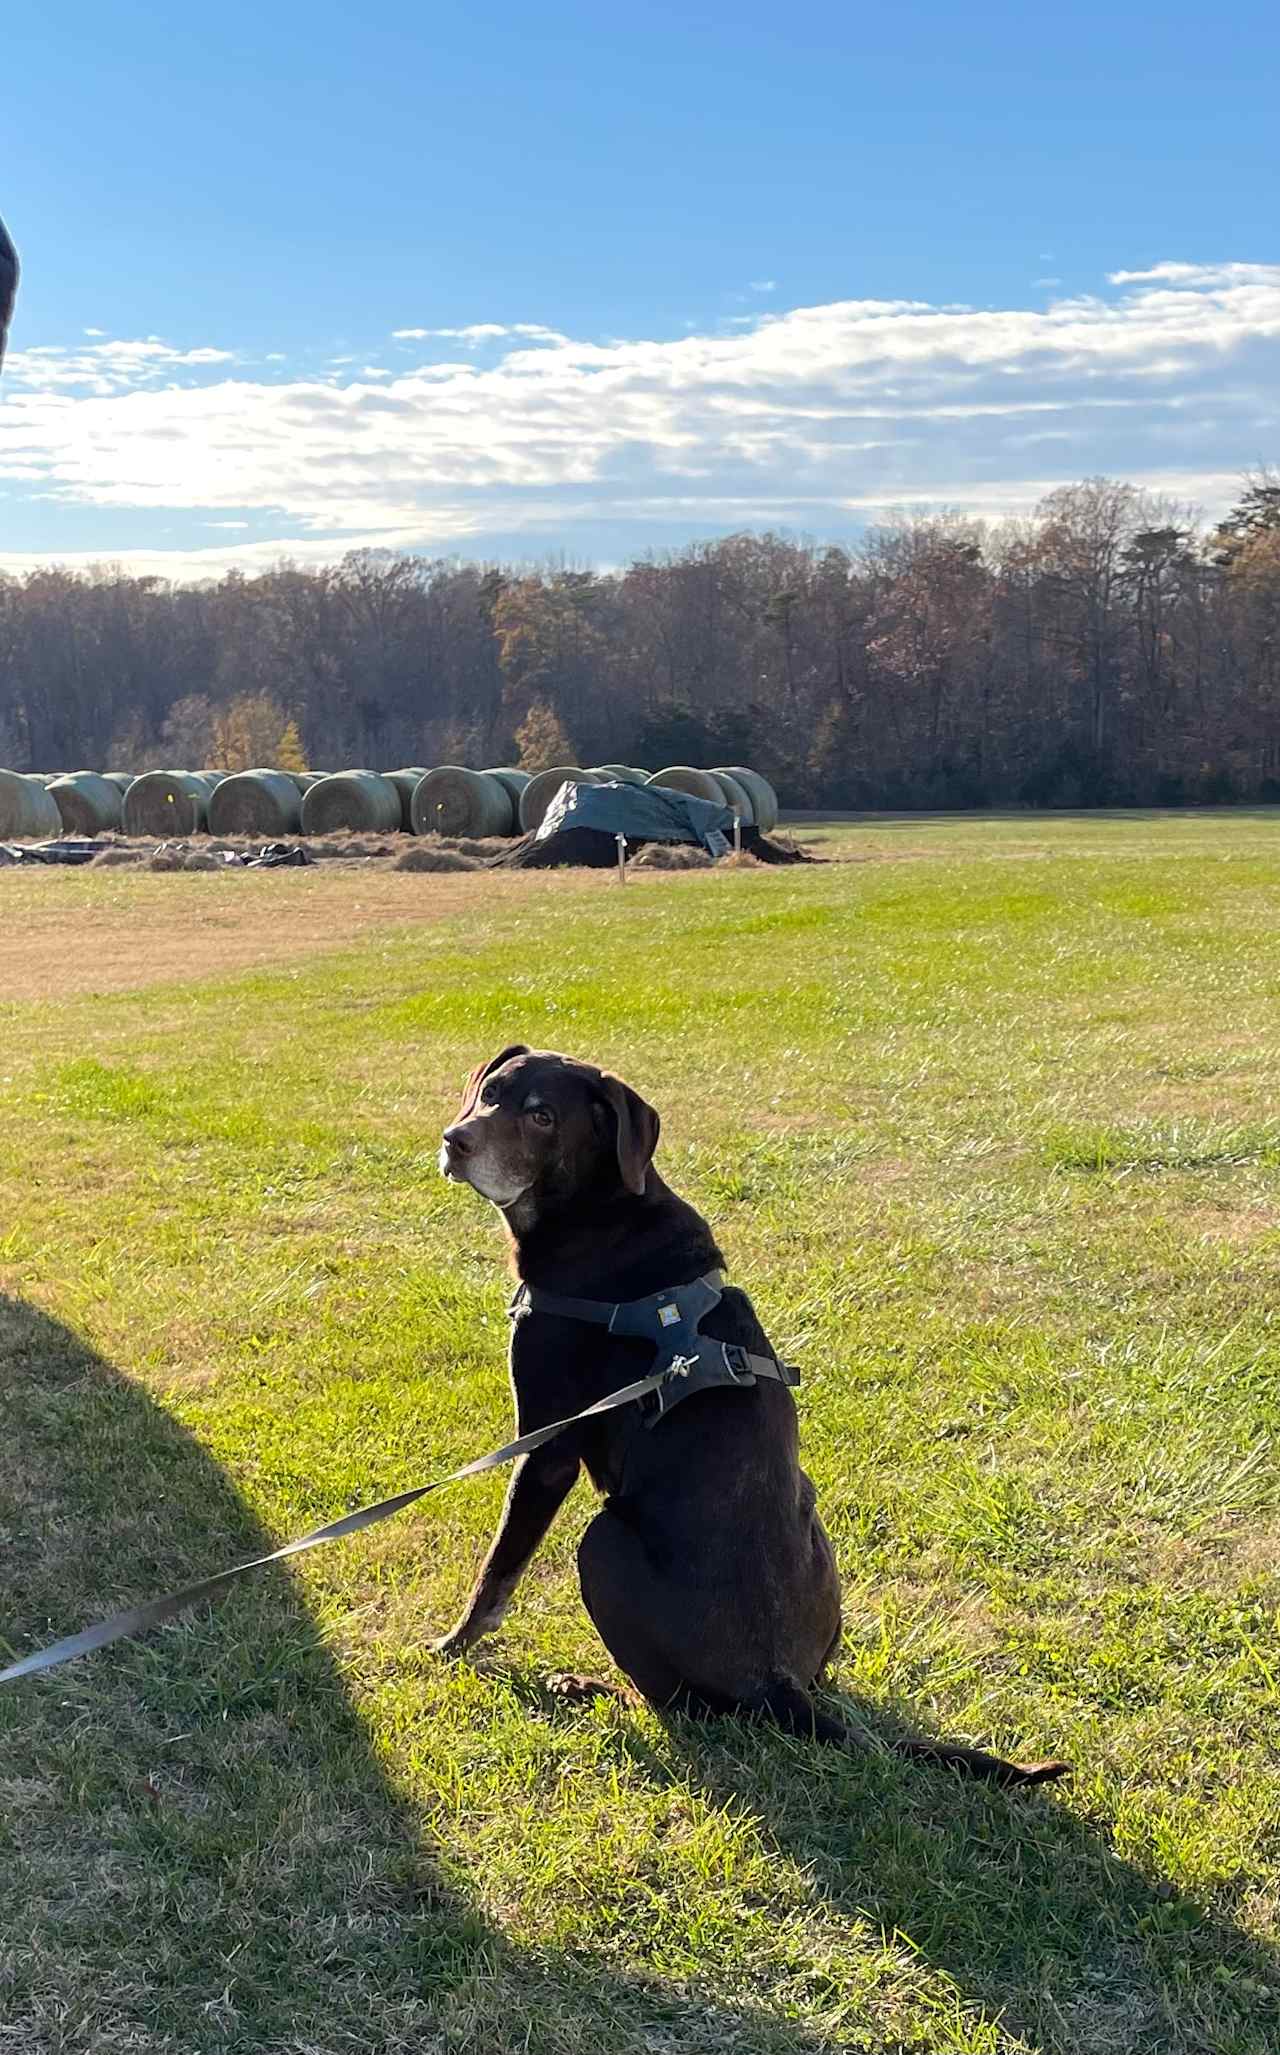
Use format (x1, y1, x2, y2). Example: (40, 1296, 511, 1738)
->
(2, 809, 1280, 2053)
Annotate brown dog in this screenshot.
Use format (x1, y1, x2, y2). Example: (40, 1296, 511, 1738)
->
(436, 1045, 1068, 1787)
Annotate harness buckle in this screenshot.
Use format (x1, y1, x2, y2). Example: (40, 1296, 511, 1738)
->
(720, 1342, 756, 1384)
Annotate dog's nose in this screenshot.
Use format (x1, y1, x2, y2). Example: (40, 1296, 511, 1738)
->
(442, 1123, 473, 1156)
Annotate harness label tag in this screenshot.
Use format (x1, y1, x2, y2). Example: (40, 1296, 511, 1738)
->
(658, 1304, 681, 1327)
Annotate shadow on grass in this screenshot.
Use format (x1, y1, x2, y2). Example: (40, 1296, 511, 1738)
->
(0, 1294, 826, 2055)
(505, 1661, 1280, 2055)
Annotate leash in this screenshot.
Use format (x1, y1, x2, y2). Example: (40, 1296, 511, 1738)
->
(0, 1360, 688, 1687)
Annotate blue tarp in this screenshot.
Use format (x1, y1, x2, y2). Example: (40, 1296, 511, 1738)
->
(536, 780, 734, 853)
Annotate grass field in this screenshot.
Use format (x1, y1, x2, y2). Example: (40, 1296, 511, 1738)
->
(2, 810, 1279, 2054)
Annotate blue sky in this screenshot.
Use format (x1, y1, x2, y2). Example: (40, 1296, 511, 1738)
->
(3, 0, 1277, 577)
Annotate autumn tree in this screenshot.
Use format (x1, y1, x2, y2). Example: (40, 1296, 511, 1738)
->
(515, 700, 577, 771)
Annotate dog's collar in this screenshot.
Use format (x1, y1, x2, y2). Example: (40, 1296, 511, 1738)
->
(508, 1269, 799, 1425)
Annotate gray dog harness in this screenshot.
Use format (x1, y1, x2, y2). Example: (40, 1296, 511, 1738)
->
(509, 1269, 800, 1426)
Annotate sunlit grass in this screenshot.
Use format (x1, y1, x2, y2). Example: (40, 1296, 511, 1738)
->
(2, 809, 1279, 2052)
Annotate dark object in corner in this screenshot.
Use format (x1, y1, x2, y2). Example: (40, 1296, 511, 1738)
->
(0, 215, 18, 369)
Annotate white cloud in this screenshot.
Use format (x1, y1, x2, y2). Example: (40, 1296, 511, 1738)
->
(749, 279, 777, 294)
(5, 337, 235, 397)
(2, 262, 1278, 579)
(391, 321, 567, 346)
(1107, 261, 1264, 287)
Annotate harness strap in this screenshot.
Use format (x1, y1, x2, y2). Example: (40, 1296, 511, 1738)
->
(510, 1268, 800, 1424)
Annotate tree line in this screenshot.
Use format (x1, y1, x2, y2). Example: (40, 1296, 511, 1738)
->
(2, 473, 1278, 808)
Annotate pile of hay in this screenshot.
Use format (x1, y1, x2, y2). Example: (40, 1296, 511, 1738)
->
(90, 847, 144, 868)
(393, 844, 481, 872)
(628, 843, 713, 871)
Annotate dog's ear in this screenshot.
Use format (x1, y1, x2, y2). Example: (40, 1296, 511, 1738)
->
(596, 1073, 660, 1196)
(459, 1044, 529, 1118)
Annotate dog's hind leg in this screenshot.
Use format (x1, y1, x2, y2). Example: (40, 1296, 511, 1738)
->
(576, 1508, 706, 1710)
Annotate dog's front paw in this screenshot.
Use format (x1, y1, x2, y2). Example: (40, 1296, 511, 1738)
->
(430, 1614, 501, 1661)
(429, 1628, 479, 1661)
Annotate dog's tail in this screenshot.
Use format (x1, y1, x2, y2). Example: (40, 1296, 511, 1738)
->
(756, 1674, 1069, 1788)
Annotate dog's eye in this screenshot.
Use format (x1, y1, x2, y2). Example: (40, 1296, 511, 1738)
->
(480, 1084, 500, 1107)
(528, 1106, 555, 1128)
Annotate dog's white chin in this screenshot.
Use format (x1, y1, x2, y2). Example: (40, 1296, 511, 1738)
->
(438, 1147, 529, 1208)
(472, 1174, 532, 1208)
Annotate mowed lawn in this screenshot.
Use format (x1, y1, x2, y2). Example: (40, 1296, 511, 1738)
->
(2, 812, 1280, 2055)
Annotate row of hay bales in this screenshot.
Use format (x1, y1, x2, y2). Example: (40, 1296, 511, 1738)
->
(1, 762, 779, 841)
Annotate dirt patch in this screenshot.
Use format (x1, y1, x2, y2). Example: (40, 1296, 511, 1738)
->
(0, 867, 570, 1001)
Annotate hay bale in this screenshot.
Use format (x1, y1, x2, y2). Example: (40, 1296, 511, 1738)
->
(123, 771, 214, 837)
(629, 842, 713, 871)
(714, 766, 778, 832)
(393, 844, 481, 872)
(207, 769, 303, 838)
(46, 772, 123, 836)
(300, 771, 403, 836)
(102, 772, 136, 796)
(707, 770, 756, 825)
(410, 766, 513, 838)
(0, 770, 62, 839)
(484, 766, 531, 817)
(517, 766, 602, 833)
(592, 764, 649, 785)
(182, 850, 221, 872)
(90, 846, 144, 868)
(384, 767, 429, 832)
(646, 765, 728, 806)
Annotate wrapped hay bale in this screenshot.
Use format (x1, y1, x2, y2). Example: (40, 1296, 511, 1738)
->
(646, 765, 727, 806)
(410, 766, 513, 838)
(385, 767, 429, 832)
(714, 766, 778, 832)
(592, 764, 649, 785)
(300, 771, 403, 836)
(393, 844, 481, 872)
(0, 769, 63, 839)
(102, 772, 135, 794)
(517, 766, 602, 833)
(123, 771, 215, 838)
(484, 767, 531, 818)
(207, 769, 304, 838)
(47, 772, 124, 836)
(707, 770, 755, 824)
